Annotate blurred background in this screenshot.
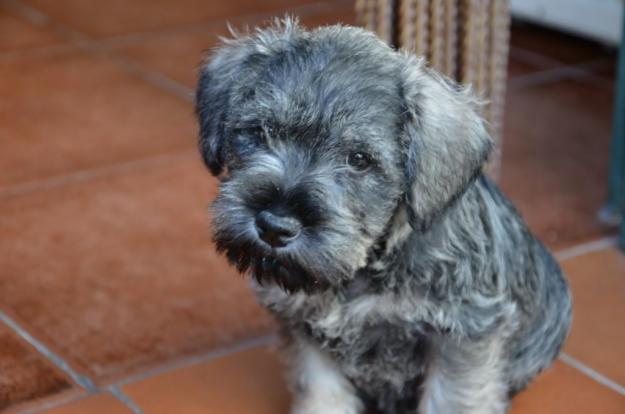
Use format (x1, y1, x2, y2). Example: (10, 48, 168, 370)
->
(0, 0, 624, 413)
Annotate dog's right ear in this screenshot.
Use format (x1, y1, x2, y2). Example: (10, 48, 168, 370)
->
(196, 41, 252, 176)
(196, 18, 304, 176)
(399, 54, 493, 231)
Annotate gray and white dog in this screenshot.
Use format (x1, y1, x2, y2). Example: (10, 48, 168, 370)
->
(195, 18, 572, 414)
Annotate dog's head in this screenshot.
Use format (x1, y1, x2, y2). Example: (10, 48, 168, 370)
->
(196, 18, 492, 293)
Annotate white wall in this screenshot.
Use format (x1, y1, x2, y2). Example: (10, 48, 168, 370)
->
(510, 0, 623, 46)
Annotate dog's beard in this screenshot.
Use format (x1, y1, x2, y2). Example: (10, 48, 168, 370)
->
(213, 228, 341, 293)
(212, 204, 344, 294)
(219, 241, 325, 293)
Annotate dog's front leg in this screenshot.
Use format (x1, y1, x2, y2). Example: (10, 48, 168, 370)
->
(288, 341, 364, 414)
(418, 337, 509, 414)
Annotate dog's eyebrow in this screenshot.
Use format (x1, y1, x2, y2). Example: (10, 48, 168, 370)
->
(230, 120, 261, 129)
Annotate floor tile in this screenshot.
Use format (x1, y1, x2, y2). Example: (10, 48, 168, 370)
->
(0, 8, 64, 52)
(0, 322, 71, 410)
(21, 0, 329, 38)
(106, 2, 355, 89)
(38, 393, 131, 414)
(500, 77, 615, 249)
(588, 56, 618, 82)
(0, 158, 274, 381)
(561, 248, 625, 386)
(123, 345, 290, 414)
(510, 360, 625, 414)
(510, 21, 616, 67)
(0, 50, 195, 190)
(507, 55, 545, 79)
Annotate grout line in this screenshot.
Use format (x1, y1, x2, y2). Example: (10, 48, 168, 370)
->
(560, 353, 625, 396)
(0, 0, 92, 47)
(0, 44, 78, 62)
(104, 52, 194, 101)
(114, 334, 277, 387)
(554, 236, 618, 262)
(0, 311, 147, 413)
(0, 0, 351, 61)
(509, 44, 615, 90)
(574, 57, 616, 74)
(0, 311, 97, 391)
(107, 386, 145, 414)
(97, 0, 353, 48)
(0, 0, 354, 197)
(508, 64, 611, 90)
(0, 0, 354, 105)
(509, 46, 563, 69)
(0, 0, 47, 25)
(0, 150, 196, 201)
(91, 0, 352, 103)
(0, 0, 193, 102)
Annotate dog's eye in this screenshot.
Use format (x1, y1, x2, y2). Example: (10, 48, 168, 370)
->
(246, 127, 265, 141)
(347, 152, 373, 171)
(233, 126, 265, 144)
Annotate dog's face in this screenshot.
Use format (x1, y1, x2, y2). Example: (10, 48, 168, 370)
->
(196, 20, 493, 293)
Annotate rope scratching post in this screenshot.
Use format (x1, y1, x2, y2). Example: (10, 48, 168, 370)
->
(355, 0, 510, 177)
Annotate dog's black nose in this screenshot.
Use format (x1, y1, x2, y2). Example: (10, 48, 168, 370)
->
(255, 210, 302, 247)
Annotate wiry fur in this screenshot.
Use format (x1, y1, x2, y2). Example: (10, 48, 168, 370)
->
(195, 18, 572, 414)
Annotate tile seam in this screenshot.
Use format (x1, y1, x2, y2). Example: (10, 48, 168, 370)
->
(96, 0, 354, 48)
(0, 150, 197, 201)
(107, 386, 145, 414)
(0, 0, 192, 103)
(0, 1, 357, 197)
(0, 311, 144, 413)
(114, 334, 277, 387)
(0, 311, 96, 391)
(18, 392, 94, 414)
(509, 45, 564, 68)
(559, 352, 625, 396)
(554, 236, 618, 262)
(0, 0, 350, 61)
(0, 0, 93, 47)
(1, 309, 154, 414)
(93, 0, 353, 102)
(103, 52, 194, 101)
(509, 63, 613, 90)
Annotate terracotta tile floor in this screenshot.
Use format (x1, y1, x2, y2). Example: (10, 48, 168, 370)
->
(0, 0, 623, 412)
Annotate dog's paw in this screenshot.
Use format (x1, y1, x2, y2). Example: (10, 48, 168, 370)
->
(290, 394, 364, 414)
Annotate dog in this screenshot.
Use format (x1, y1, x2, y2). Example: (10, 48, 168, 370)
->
(195, 18, 572, 414)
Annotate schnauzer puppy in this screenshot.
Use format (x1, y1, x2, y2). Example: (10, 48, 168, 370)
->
(195, 19, 572, 414)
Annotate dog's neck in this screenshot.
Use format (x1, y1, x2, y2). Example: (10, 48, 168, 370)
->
(339, 178, 484, 300)
(336, 203, 421, 299)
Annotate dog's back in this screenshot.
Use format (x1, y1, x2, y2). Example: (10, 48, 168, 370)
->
(476, 177, 573, 395)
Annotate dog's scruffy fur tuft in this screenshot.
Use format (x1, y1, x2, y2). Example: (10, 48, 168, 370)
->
(195, 18, 572, 414)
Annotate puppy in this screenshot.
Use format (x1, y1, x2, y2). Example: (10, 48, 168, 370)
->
(195, 18, 572, 414)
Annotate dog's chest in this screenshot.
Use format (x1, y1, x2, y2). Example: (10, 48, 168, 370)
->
(258, 285, 429, 412)
(305, 311, 428, 411)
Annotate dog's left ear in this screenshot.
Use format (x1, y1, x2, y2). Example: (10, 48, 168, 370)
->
(399, 55, 493, 231)
(196, 42, 251, 176)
